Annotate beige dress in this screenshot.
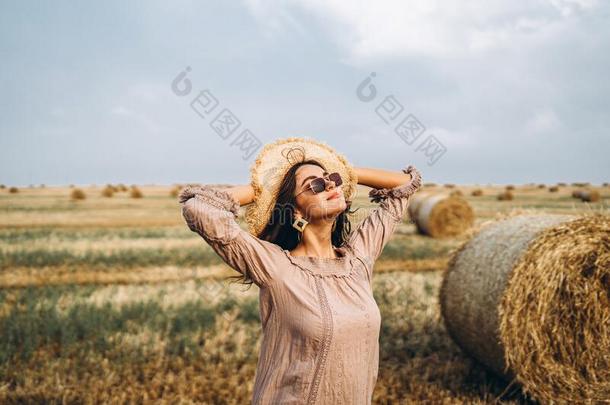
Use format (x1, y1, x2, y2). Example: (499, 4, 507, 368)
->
(179, 165, 422, 405)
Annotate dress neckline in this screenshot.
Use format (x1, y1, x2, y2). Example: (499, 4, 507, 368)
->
(282, 245, 356, 278)
(285, 246, 348, 261)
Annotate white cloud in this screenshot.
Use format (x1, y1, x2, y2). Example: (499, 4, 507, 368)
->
(242, 0, 308, 39)
(548, 0, 599, 17)
(243, 0, 600, 61)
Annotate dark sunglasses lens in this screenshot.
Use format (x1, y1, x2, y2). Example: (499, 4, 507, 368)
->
(310, 178, 326, 193)
(329, 172, 342, 186)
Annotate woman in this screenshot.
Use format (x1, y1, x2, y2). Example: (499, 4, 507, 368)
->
(179, 137, 422, 404)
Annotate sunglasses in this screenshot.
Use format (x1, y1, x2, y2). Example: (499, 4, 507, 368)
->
(296, 172, 343, 197)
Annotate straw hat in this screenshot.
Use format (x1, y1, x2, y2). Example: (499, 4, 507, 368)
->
(245, 137, 359, 237)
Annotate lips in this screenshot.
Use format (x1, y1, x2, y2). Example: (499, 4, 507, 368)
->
(327, 191, 340, 200)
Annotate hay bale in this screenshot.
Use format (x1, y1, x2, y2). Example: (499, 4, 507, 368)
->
(497, 191, 513, 200)
(440, 213, 610, 403)
(8, 187, 18, 193)
(505, 185, 515, 190)
(407, 192, 474, 238)
(70, 188, 86, 200)
(130, 186, 143, 198)
(572, 189, 583, 199)
(548, 186, 559, 192)
(471, 189, 483, 196)
(579, 189, 600, 202)
(449, 189, 463, 197)
(170, 186, 180, 198)
(101, 185, 114, 198)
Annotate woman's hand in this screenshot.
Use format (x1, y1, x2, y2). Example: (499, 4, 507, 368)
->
(354, 166, 415, 190)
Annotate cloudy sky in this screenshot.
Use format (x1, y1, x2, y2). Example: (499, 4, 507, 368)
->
(1, 0, 608, 187)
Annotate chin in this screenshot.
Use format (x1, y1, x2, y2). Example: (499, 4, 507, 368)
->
(325, 198, 347, 213)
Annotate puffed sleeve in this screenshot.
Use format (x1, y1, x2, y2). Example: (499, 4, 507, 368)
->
(178, 184, 281, 288)
(346, 165, 422, 272)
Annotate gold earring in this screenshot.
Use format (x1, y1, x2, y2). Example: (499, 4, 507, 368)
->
(292, 216, 308, 232)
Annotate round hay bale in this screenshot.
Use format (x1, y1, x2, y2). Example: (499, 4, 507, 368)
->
(130, 186, 143, 198)
(548, 186, 559, 192)
(572, 189, 583, 199)
(407, 192, 474, 238)
(440, 213, 610, 403)
(497, 191, 513, 200)
(70, 188, 86, 200)
(101, 185, 114, 198)
(449, 189, 463, 197)
(579, 189, 600, 202)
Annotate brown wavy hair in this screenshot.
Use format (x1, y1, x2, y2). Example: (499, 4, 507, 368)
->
(228, 159, 359, 288)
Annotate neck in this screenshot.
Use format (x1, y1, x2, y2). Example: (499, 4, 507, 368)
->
(292, 218, 337, 258)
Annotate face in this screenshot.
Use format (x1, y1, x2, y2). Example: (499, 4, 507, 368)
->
(293, 164, 346, 221)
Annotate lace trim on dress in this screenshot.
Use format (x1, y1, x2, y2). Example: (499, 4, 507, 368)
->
(178, 185, 240, 218)
(306, 277, 334, 404)
(368, 165, 422, 203)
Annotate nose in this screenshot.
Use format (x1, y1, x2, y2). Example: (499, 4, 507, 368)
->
(324, 176, 336, 191)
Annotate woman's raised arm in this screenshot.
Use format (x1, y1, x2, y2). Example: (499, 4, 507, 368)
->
(354, 166, 415, 189)
(179, 184, 282, 287)
(224, 167, 415, 206)
(224, 184, 255, 206)
(346, 165, 422, 281)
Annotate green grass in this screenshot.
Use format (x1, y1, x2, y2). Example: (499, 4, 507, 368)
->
(379, 236, 456, 260)
(0, 227, 191, 244)
(0, 284, 260, 367)
(0, 246, 223, 270)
